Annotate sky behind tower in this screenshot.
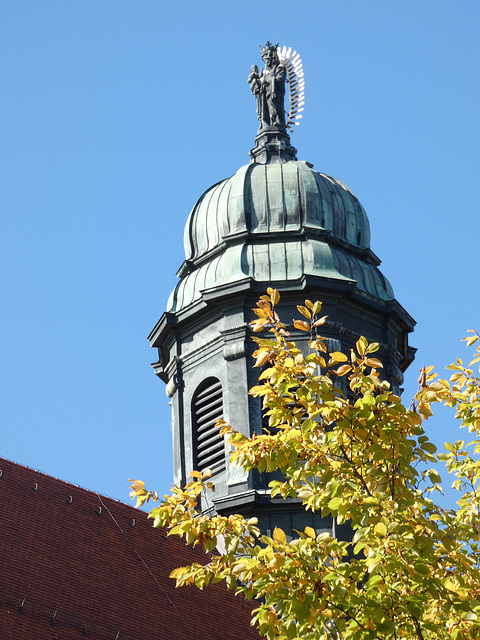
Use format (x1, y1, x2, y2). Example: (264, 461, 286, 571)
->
(1, 1, 479, 506)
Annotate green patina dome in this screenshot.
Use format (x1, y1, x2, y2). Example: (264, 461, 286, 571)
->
(167, 160, 394, 312)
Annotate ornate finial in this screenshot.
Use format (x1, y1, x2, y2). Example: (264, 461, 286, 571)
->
(248, 43, 302, 164)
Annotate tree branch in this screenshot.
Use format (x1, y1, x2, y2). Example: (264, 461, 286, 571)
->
(412, 616, 424, 640)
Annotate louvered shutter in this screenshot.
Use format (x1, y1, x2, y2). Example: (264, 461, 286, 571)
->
(193, 379, 225, 474)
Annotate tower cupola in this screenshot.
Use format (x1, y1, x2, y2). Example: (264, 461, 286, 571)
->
(149, 44, 415, 537)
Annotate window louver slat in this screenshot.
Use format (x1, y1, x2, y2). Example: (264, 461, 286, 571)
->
(196, 404, 223, 423)
(195, 382, 222, 401)
(198, 439, 225, 458)
(197, 417, 223, 434)
(201, 454, 225, 472)
(197, 423, 223, 439)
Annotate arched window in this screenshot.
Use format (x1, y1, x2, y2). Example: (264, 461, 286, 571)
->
(192, 378, 225, 475)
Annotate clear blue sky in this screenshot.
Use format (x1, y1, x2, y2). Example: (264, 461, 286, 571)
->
(1, 1, 479, 505)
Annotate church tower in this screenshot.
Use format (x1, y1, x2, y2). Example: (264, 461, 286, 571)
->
(148, 44, 415, 537)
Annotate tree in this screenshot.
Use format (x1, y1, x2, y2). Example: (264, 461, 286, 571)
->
(130, 289, 480, 640)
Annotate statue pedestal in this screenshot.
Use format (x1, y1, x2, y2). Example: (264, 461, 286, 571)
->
(249, 128, 297, 165)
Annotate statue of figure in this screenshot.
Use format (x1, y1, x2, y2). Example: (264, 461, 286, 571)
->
(248, 64, 262, 125)
(248, 42, 286, 132)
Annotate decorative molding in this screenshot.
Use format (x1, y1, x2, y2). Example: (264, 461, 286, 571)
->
(220, 324, 248, 361)
(223, 341, 246, 361)
(165, 357, 183, 398)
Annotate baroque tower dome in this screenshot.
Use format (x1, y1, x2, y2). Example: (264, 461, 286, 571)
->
(149, 45, 415, 537)
(168, 160, 393, 314)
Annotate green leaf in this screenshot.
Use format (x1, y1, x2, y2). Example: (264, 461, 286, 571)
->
(414, 562, 431, 576)
(427, 469, 442, 484)
(291, 601, 311, 622)
(328, 497, 343, 511)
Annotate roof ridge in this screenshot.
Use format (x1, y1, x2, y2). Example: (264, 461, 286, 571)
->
(0, 456, 136, 511)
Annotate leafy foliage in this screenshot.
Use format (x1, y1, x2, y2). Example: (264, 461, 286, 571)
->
(130, 291, 480, 640)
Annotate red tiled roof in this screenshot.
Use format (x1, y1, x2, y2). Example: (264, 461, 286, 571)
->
(0, 457, 258, 640)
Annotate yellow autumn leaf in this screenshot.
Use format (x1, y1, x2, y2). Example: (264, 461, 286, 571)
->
(418, 402, 433, 417)
(297, 305, 312, 319)
(128, 479, 145, 493)
(254, 351, 270, 368)
(374, 522, 387, 537)
(293, 319, 310, 332)
(336, 364, 352, 376)
(251, 319, 268, 333)
(366, 342, 380, 353)
(329, 351, 348, 363)
(365, 358, 383, 369)
(304, 526, 316, 539)
(273, 526, 287, 544)
(464, 335, 479, 347)
(313, 315, 328, 327)
(444, 577, 457, 592)
(314, 339, 328, 353)
(232, 562, 248, 574)
(267, 288, 280, 305)
(169, 566, 188, 579)
(356, 337, 367, 356)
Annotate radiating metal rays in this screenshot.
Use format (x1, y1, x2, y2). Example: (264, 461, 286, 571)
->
(278, 46, 305, 133)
